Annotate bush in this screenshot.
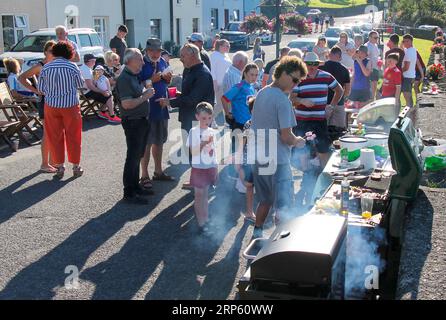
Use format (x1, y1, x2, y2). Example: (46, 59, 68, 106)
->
(241, 14, 270, 33)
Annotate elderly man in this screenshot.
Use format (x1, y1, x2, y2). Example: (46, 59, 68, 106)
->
(117, 48, 156, 205)
(158, 43, 214, 189)
(80, 54, 120, 123)
(110, 25, 128, 65)
(210, 39, 231, 126)
(55, 25, 80, 63)
(138, 38, 175, 188)
(189, 33, 211, 71)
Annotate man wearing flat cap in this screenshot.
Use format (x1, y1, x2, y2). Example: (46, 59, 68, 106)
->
(189, 33, 211, 71)
(138, 38, 175, 187)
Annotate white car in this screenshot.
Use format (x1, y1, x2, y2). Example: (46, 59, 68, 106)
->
(0, 28, 105, 81)
(307, 9, 322, 16)
(418, 25, 440, 31)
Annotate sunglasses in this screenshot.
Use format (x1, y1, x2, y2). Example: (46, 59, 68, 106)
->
(288, 73, 300, 84)
(305, 62, 319, 66)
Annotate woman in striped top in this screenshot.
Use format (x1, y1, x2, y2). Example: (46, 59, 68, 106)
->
(38, 41, 85, 179)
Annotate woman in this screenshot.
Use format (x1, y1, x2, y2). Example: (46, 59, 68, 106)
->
(38, 41, 85, 179)
(103, 51, 122, 88)
(336, 32, 355, 70)
(18, 40, 56, 173)
(253, 37, 264, 61)
(313, 37, 329, 62)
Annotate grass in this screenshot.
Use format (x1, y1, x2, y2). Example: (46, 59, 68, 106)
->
(292, 0, 382, 9)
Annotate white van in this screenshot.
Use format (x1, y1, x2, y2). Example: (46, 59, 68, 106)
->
(0, 28, 105, 81)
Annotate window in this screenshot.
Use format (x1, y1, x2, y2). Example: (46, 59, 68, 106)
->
(195, 0, 200, 5)
(192, 18, 199, 33)
(90, 33, 102, 47)
(177, 0, 182, 4)
(79, 34, 92, 47)
(211, 9, 219, 31)
(150, 19, 161, 39)
(93, 17, 108, 47)
(233, 10, 240, 21)
(68, 35, 77, 44)
(1, 15, 29, 52)
(66, 16, 79, 29)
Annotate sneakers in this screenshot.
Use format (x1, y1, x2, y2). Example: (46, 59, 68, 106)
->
(98, 111, 109, 120)
(108, 115, 122, 124)
(235, 178, 247, 194)
(98, 111, 121, 124)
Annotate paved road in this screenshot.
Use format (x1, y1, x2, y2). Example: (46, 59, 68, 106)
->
(0, 12, 377, 300)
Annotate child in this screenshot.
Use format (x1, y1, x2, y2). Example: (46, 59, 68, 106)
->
(4, 58, 36, 100)
(253, 58, 264, 92)
(93, 65, 111, 94)
(382, 53, 402, 108)
(186, 102, 219, 233)
(349, 45, 372, 108)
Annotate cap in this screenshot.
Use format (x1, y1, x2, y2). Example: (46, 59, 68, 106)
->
(84, 54, 96, 63)
(303, 52, 321, 63)
(357, 45, 368, 54)
(145, 38, 162, 51)
(94, 65, 105, 71)
(189, 33, 204, 43)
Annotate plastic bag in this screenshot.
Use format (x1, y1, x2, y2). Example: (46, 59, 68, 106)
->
(421, 144, 446, 171)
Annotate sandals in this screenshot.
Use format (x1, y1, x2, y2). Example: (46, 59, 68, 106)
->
(152, 172, 175, 181)
(53, 166, 65, 180)
(73, 165, 84, 178)
(139, 176, 153, 190)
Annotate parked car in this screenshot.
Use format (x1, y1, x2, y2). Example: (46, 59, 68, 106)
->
(0, 28, 105, 81)
(307, 9, 322, 17)
(220, 22, 255, 50)
(360, 23, 373, 38)
(325, 27, 354, 40)
(288, 37, 338, 53)
(347, 24, 363, 38)
(418, 25, 440, 31)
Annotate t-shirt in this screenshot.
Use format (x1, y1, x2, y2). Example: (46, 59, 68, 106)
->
(79, 64, 93, 93)
(7, 73, 32, 94)
(138, 56, 170, 121)
(95, 76, 109, 92)
(109, 36, 127, 64)
(366, 41, 380, 70)
(337, 41, 355, 70)
(292, 70, 339, 121)
(264, 59, 279, 75)
(385, 47, 405, 71)
(313, 46, 329, 62)
(319, 60, 350, 106)
(403, 47, 417, 79)
(186, 127, 218, 169)
(251, 86, 297, 166)
(382, 66, 402, 97)
(116, 67, 150, 119)
(222, 80, 256, 125)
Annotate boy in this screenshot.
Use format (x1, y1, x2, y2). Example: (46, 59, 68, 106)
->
(186, 102, 219, 233)
(382, 53, 402, 108)
(349, 45, 372, 108)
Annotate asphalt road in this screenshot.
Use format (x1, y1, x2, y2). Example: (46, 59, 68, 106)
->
(0, 12, 378, 300)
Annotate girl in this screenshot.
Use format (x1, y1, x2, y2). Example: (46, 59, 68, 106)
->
(18, 40, 56, 173)
(336, 32, 355, 70)
(253, 37, 264, 61)
(4, 58, 36, 99)
(313, 37, 329, 63)
(253, 58, 264, 91)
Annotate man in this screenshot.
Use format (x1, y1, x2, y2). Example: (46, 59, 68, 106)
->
(158, 43, 215, 188)
(110, 25, 128, 65)
(385, 34, 405, 71)
(116, 48, 156, 205)
(251, 56, 308, 238)
(80, 54, 120, 123)
(365, 31, 380, 101)
(55, 25, 80, 63)
(138, 38, 175, 187)
(210, 39, 232, 126)
(401, 34, 417, 108)
(222, 51, 249, 94)
(291, 52, 344, 168)
(319, 46, 351, 138)
(349, 45, 372, 108)
(189, 33, 211, 71)
(262, 47, 290, 87)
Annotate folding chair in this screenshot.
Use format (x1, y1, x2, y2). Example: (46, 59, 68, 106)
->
(0, 104, 41, 145)
(0, 119, 21, 151)
(79, 88, 103, 118)
(1, 81, 40, 115)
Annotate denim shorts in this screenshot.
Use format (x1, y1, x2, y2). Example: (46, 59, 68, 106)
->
(370, 69, 380, 81)
(402, 77, 415, 93)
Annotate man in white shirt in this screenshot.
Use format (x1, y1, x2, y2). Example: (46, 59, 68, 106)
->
(401, 34, 417, 107)
(222, 51, 249, 94)
(210, 39, 232, 125)
(55, 25, 80, 63)
(365, 31, 380, 100)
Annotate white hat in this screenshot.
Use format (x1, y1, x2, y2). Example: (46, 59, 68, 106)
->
(303, 52, 321, 63)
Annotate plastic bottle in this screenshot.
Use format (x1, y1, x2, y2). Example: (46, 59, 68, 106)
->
(340, 177, 350, 217)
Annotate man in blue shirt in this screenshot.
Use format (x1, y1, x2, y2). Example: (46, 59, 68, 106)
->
(138, 38, 175, 187)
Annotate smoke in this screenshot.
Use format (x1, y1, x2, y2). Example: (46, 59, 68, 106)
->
(344, 226, 387, 299)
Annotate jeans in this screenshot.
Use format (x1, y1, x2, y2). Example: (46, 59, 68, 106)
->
(122, 118, 149, 197)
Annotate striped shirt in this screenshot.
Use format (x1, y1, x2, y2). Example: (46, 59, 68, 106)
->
(38, 58, 84, 108)
(223, 65, 242, 94)
(292, 70, 339, 121)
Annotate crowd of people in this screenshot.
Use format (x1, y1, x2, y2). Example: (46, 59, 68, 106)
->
(2, 21, 431, 237)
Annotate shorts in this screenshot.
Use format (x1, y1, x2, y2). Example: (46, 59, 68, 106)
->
(415, 67, 426, 81)
(190, 167, 218, 189)
(293, 120, 331, 154)
(349, 88, 371, 102)
(147, 120, 168, 145)
(370, 69, 380, 81)
(85, 91, 111, 104)
(242, 164, 254, 184)
(252, 163, 293, 210)
(401, 77, 415, 93)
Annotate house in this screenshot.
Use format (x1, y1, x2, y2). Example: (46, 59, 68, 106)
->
(46, 0, 124, 49)
(202, 0, 245, 41)
(0, 0, 48, 53)
(125, 0, 202, 50)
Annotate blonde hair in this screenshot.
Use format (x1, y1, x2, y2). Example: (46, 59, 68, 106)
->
(3, 57, 21, 74)
(105, 51, 120, 64)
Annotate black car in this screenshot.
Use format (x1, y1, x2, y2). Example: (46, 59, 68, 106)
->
(219, 22, 253, 50)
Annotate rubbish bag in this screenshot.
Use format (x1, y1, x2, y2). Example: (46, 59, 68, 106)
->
(421, 144, 446, 171)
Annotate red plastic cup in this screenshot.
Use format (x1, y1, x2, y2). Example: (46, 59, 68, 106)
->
(168, 87, 177, 99)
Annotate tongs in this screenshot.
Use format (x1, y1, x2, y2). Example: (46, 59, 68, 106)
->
(329, 164, 365, 174)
